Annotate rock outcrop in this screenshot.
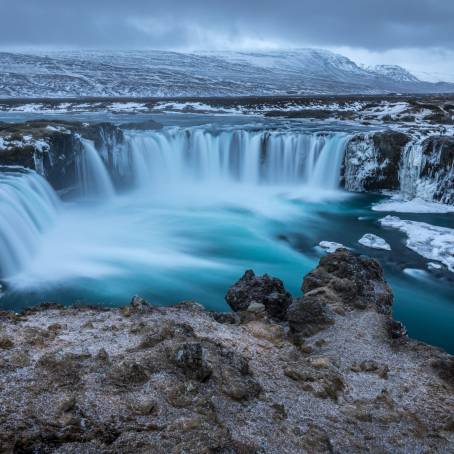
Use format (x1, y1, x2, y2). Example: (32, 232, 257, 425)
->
(0, 120, 124, 190)
(343, 130, 410, 192)
(420, 135, 454, 204)
(225, 269, 292, 321)
(0, 253, 453, 453)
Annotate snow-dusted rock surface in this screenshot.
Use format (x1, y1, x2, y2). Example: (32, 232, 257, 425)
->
(379, 215, 454, 272)
(0, 250, 452, 453)
(1, 49, 454, 98)
(358, 233, 391, 250)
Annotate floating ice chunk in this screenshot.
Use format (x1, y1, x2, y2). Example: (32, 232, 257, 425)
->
(427, 262, 442, 270)
(358, 233, 391, 251)
(403, 268, 430, 279)
(373, 197, 454, 214)
(379, 215, 454, 272)
(318, 241, 345, 253)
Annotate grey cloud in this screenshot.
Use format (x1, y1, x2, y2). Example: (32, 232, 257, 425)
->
(0, 0, 453, 51)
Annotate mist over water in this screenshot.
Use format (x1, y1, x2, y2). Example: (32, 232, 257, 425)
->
(0, 123, 453, 352)
(3, 128, 350, 294)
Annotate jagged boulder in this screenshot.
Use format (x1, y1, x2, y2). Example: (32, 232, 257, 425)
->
(302, 249, 393, 314)
(174, 343, 212, 381)
(288, 249, 394, 340)
(225, 269, 292, 321)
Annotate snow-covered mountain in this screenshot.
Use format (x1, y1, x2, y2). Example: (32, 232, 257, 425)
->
(365, 64, 420, 83)
(0, 49, 453, 98)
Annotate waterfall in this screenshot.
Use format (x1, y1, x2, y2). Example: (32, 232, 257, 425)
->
(399, 139, 424, 200)
(0, 167, 60, 279)
(76, 138, 115, 198)
(122, 128, 350, 190)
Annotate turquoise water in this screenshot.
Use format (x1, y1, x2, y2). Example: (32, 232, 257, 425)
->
(1, 186, 453, 353)
(0, 113, 452, 353)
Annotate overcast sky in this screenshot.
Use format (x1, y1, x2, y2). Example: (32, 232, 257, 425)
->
(1, 0, 453, 81)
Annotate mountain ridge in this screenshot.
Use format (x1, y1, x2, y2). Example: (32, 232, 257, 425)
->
(0, 49, 453, 98)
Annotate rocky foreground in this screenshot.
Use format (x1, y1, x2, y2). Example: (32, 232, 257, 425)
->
(0, 250, 453, 453)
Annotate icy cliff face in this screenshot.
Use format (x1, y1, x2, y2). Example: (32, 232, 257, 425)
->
(343, 131, 410, 192)
(0, 122, 124, 191)
(419, 136, 454, 204)
(1, 49, 453, 98)
(343, 131, 454, 205)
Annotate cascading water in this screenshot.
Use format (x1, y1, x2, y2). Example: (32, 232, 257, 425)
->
(122, 128, 350, 190)
(76, 138, 115, 198)
(0, 126, 352, 289)
(0, 167, 60, 279)
(399, 139, 425, 200)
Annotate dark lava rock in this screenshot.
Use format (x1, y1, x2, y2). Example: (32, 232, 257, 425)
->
(174, 343, 212, 381)
(121, 295, 151, 316)
(302, 249, 393, 315)
(225, 269, 292, 321)
(387, 319, 408, 339)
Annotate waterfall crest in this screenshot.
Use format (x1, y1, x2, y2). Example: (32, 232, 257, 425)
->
(122, 128, 350, 190)
(0, 168, 60, 279)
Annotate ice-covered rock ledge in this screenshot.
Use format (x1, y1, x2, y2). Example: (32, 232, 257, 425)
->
(0, 250, 452, 453)
(0, 120, 128, 190)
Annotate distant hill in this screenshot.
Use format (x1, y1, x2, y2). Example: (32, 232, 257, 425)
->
(0, 49, 453, 98)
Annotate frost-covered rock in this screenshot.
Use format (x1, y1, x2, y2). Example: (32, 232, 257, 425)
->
(379, 215, 454, 272)
(358, 233, 391, 250)
(343, 131, 409, 192)
(344, 131, 454, 206)
(419, 136, 454, 204)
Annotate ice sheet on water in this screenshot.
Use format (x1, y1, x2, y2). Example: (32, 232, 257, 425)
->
(318, 241, 346, 253)
(358, 233, 391, 251)
(373, 196, 454, 214)
(379, 215, 454, 272)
